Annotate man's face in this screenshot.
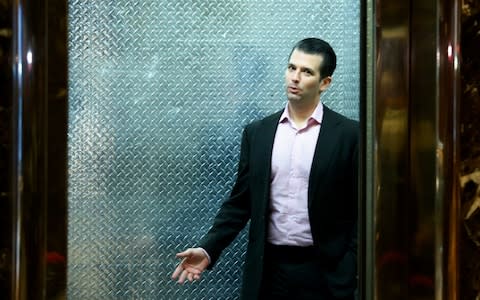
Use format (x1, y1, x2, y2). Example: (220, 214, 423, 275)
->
(285, 49, 331, 104)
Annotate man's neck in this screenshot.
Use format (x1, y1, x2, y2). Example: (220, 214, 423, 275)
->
(288, 99, 320, 128)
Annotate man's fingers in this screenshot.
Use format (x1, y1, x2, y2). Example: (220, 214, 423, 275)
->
(184, 266, 202, 275)
(172, 266, 202, 284)
(178, 269, 188, 284)
(171, 262, 184, 279)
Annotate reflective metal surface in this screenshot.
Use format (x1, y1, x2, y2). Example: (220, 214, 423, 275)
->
(374, 0, 411, 297)
(437, 0, 461, 299)
(67, 0, 360, 299)
(371, 0, 461, 298)
(410, 0, 442, 298)
(11, 0, 48, 299)
(360, 0, 375, 298)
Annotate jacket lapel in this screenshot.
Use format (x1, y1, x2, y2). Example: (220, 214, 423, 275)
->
(256, 110, 282, 177)
(308, 106, 341, 206)
(254, 110, 282, 211)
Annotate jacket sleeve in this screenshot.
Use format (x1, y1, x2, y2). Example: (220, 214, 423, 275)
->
(198, 126, 252, 268)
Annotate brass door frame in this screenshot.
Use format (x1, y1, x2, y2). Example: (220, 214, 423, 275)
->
(363, 0, 461, 298)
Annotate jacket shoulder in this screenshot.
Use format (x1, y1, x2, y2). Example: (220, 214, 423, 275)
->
(325, 106, 358, 127)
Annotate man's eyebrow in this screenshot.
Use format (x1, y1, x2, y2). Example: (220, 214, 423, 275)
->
(301, 66, 316, 73)
(287, 63, 316, 73)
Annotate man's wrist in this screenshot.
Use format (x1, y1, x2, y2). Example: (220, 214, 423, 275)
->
(197, 247, 211, 264)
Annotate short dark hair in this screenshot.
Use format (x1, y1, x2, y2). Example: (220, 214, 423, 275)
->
(289, 38, 337, 78)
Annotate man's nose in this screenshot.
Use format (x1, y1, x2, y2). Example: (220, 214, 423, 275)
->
(291, 70, 300, 82)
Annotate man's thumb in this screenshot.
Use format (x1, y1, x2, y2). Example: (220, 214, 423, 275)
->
(176, 249, 191, 258)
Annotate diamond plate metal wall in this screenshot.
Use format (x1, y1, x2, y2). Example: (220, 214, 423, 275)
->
(67, 0, 360, 299)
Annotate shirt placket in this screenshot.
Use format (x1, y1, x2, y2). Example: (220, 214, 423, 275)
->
(288, 127, 304, 227)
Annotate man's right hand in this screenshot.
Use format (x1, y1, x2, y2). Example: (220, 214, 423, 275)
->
(171, 248, 210, 284)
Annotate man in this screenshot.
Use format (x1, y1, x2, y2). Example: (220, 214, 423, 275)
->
(172, 38, 358, 300)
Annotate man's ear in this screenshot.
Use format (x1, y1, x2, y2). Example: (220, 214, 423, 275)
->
(319, 76, 332, 93)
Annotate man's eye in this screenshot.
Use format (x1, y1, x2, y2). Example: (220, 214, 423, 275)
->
(288, 65, 295, 70)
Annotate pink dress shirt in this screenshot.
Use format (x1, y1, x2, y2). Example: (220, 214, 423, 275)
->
(267, 102, 323, 246)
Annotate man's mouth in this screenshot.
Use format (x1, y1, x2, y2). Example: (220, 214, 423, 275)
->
(288, 86, 301, 94)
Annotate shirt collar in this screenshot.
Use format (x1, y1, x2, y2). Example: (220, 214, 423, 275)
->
(279, 101, 324, 125)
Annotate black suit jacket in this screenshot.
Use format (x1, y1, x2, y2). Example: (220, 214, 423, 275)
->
(199, 105, 359, 299)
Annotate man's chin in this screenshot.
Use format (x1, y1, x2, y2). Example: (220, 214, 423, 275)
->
(287, 94, 302, 102)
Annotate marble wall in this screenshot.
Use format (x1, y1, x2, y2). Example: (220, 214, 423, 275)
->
(460, 0, 480, 299)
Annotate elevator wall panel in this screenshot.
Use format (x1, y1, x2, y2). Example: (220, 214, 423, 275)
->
(67, 1, 360, 298)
